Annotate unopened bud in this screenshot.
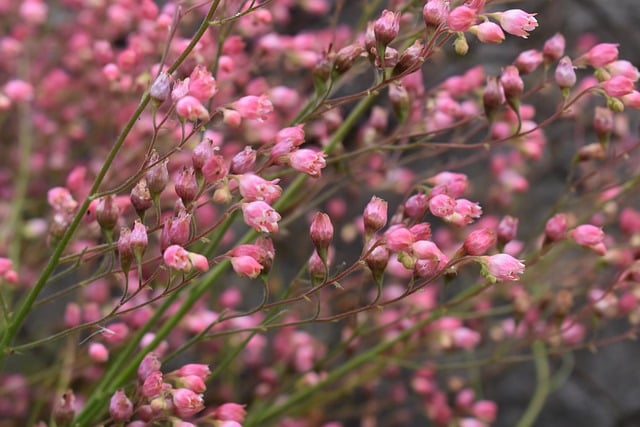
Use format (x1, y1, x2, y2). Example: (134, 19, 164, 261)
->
(175, 166, 199, 205)
(130, 178, 153, 218)
(96, 195, 119, 231)
(145, 151, 169, 197)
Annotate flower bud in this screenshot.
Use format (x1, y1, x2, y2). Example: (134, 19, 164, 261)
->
(482, 77, 505, 120)
(363, 196, 388, 234)
(130, 220, 148, 261)
(334, 44, 365, 74)
(593, 106, 613, 146)
(150, 71, 172, 103)
(555, 56, 577, 89)
(374, 10, 400, 46)
(482, 253, 525, 281)
(130, 178, 153, 218)
(543, 33, 565, 63)
(172, 388, 204, 418)
(175, 166, 198, 205)
(145, 151, 169, 197)
(463, 228, 496, 255)
(514, 49, 543, 74)
(423, 0, 449, 28)
(497, 215, 519, 244)
(213, 403, 247, 422)
(53, 390, 76, 426)
(96, 195, 119, 231)
(310, 212, 333, 259)
(230, 146, 257, 174)
(545, 213, 569, 242)
(109, 389, 133, 422)
(500, 65, 524, 99)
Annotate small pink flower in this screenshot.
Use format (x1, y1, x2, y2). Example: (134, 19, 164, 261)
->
(607, 60, 639, 81)
(234, 94, 273, 121)
(163, 245, 191, 272)
(472, 400, 498, 423)
(601, 75, 634, 97)
(484, 253, 525, 281)
(411, 240, 448, 277)
(444, 199, 482, 226)
(289, 149, 327, 178)
(188, 65, 218, 101)
(423, 0, 450, 27)
(429, 194, 456, 217)
(172, 388, 204, 418)
(447, 5, 477, 32)
(384, 225, 415, 252)
(428, 172, 468, 198)
(545, 213, 569, 241)
(176, 95, 209, 122)
(623, 90, 640, 109)
(584, 43, 619, 68)
(452, 327, 481, 350)
(310, 212, 334, 253)
(242, 201, 281, 233)
(88, 342, 109, 363)
(213, 403, 247, 422)
(472, 22, 505, 44)
(498, 9, 538, 38)
(570, 224, 604, 246)
(4, 79, 34, 102)
(142, 371, 164, 398)
(175, 364, 211, 380)
(515, 49, 544, 74)
(230, 255, 264, 278)
(238, 173, 282, 204)
(543, 33, 565, 62)
(500, 65, 524, 98)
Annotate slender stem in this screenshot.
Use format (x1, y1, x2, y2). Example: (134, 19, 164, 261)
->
(515, 341, 551, 427)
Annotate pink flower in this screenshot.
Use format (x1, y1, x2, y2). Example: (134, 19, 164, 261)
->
(452, 327, 481, 350)
(498, 9, 538, 38)
(447, 6, 477, 32)
(172, 388, 204, 418)
(463, 229, 496, 255)
(310, 212, 334, 253)
(175, 364, 211, 380)
(238, 173, 282, 204)
(584, 43, 619, 67)
(213, 403, 247, 422)
(484, 253, 525, 281)
(543, 33, 565, 62)
(545, 213, 569, 241)
(428, 172, 468, 198)
(601, 75, 634, 97)
(289, 149, 327, 178)
(4, 79, 34, 102)
(234, 94, 273, 121)
(230, 255, 263, 278)
(188, 65, 218, 101)
(423, 0, 450, 27)
(411, 240, 448, 277)
(444, 199, 482, 226)
(176, 95, 209, 122)
(242, 201, 281, 233)
(384, 225, 416, 252)
(472, 22, 505, 44)
(515, 49, 544, 74)
(88, 343, 109, 363)
(606, 60, 639, 81)
(570, 224, 604, 246)
(163, 245, 209, 272)
(428, 194, 456, 217)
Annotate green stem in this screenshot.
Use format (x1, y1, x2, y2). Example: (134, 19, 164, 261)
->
(515, 341, 550, 427)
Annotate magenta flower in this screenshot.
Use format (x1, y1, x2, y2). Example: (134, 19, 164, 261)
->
(484, 253, 525, 281)
(242, 201, 281, 233)
(498, 9, 538, 38)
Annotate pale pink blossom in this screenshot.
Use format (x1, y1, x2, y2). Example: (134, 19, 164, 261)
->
(484, 253, 525, 281)
(570, 224, 604, 246)
(498, 9, 538, 38)
(601, 75, 634, 97)
(172, 388, 204, 418)
(363, 196, 388, 233)
(176, 95, 209, 122)
(230, 255, 264, 278)
(188, 65, 218, 101)
(238, 173, 282, 204)
(289, 149, 327, 177)
(447, 6, 477, 32)
(234, 94, 273, 121)
(472, 22, 505, 44)
(584, 43, 619, 67)
(373, 9, 400, 46)
(242, 201, 281, 233)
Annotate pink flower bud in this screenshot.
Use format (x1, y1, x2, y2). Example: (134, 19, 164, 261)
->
(498, 9, 538, 38)
(130, 178, 153, 216)
(334, 44, 365, 74)
(289, 149, 327, 178)
(428, 194, 456, 217)
(606, 60, 639, 81)
(363, 196, 388, 233)
(150, 72, 172, 103)
(242, 201, 281, 233)
(384, 225, 415, 252)
(373, 9, 400, 46)
(310, 212, 333, 255)
(500, 65, 524, 98)
(452, 327, 481, 350)
(601, 75, 634, 97)
(145, 152, 169, 197)
(570, 224, 604, 246)
(445, 199, 482, 226)
(429, 172, 468, 197)
(463, 228, 496, 255)
(404, 193, 428, 219)
(365, 244, 389, 278)
(176, 95, 209, 122)
(234, 94, 273, 121)
(53, 390, 76, 425)
(142, 371, 164, 398)
(472, 22, 505, 44)
(543, 33, 565, 63)
(584, 43, 619, 68)
(555, 56, 577, 89)
(202, 153, 229, 183)
(188, 65, 217, 101)
(423, 0, 450, 27)
(172, 388, 204, 418)
(20, 0, 48, 24)
(88, 342, 109, 363)
(514, 49, 543, 74)
(545, 213, 569, 241)
(231, 146, 257, 174)
(483, 253, 525, 281)
(4, 79, 34, 102)
(472, 400, 498, 423)
(230, 255, 263, 278)
(497, 215, 519, 244)
(188, 251, 209, 273)
(168, 209, 191, 247)
(192, 138, 217, 171)
(177, 375, 206, 393)
(109, 389, 133, 422)
(130, 220, 148, 261)
(411, 240, 448, 277)
(213, 403, 247, 422)
(175, 363, 211, 380)
(175, 166, 199, 205)
(96, 195, 119, 231)
(482, 77, 506, 118)
(447, 6, 477, 32)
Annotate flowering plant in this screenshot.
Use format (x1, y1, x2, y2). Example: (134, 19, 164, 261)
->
(1, 0, 639, 426)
